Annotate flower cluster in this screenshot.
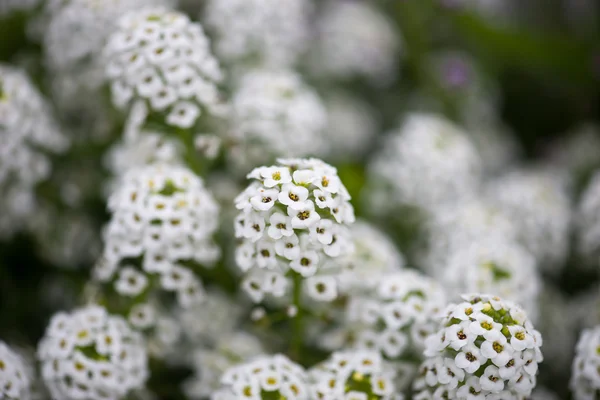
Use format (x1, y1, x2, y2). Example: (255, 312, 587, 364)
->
(203, 0, 311, 69)
(212, 354, 309, 400)
(570, 325, 600, 399)
(94, 163, 220, 310)
(308, 350, 401, 400)
(234, 158, 355, 303)
(345, 271, 447, 362)
(0, 64, 69, 239)
(308, 1, 400, 85)
(577, 170, 600, 268)
(103, 8, 226, 130)
(486, 168, 572, 272)
(367, 113, 481, 215)
(184, 332, 265, 399)
(336, 221, 405, 295)
(229, 69, 328, 171)
(0, 341, 30, 400)
(37, 305, 148, 400)
(418, 294, 543, 398)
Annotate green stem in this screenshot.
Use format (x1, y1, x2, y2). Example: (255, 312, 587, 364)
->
(177, 128, 204, 176)
(290, 271, 304, 361)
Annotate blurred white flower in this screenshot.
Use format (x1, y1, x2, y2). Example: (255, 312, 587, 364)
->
(571, 326, 600, 399)
(228, 69, 328, 171)
(37, 305, 148, 400)
(308, 0, 401, 85)
(203, 0, 311, 69)
(0, 341, 31, 400)
(577, 170, 600, 268)
(0, 64, 69, 239)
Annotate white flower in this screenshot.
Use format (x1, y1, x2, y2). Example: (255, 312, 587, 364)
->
(308, 1, 401, 85)
(570, 325, 600, 399)
(37, 305, 148, 400)
(228, 70, 328, 171)
(416, 294, 543, 398)
(203, 0, 311, 68)
(234, 158, 354, 303)
(305, 276, 338, 302)
(0, 65, 69, 239)
(308, 351, 400, 400)
(94, 164, 219, 310)
(366, 113, 481, 216)
(214, 354, 309, 400)
(103, 7, 226, 130)
(0, 341, 31, 400)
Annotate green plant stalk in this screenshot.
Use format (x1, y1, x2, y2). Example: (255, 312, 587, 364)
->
(290, 271, 304, 361)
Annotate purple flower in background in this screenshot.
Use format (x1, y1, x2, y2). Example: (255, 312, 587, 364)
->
(441, 55, 472, 89)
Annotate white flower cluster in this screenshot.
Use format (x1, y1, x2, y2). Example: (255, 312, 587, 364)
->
(417, 294, 543, 399)
(37, 305, 148, 400)
(309, 1, 400, 85)
(103, 8, 226, 129)
(308, 350, 402, 400)
(577, 170, 600, 267)
(367, 113, 481, 215)
(336, 221, 405, 295)
(95, 163, 220, 309)
(322, 91, 379, 163)
(203, 0, 311, 68)
(486, 168, 572, 272)
(547, 123, 600, 178)
(441, 241, 540, 316)
(571, 325, 600, 400)
(229, 70, 328, 171)
(212, 354, 309, 400)
(0, 341, 30, 400)
(184, 332, 265, 399)
(346, 271, 446, 362)
(0, 64, 69, 238)
(234, 158, 355, 303)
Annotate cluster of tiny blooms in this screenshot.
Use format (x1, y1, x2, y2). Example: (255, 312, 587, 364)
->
(212, 354, 309, 400)
(576, 170, 600, 267)
(94, 163, 220, 309)
(308, 350, 402, 400)
(417, 294, 543, 399)
(440, 240, 540, 316)
(184, 332, 264, 399)
(309, 1, 400, 85)
(203, 0, 310, 68)
(37, 305, 148, 400)
(335, 221, 405, 295)
(367, 113, 481, 214)
(346, 271, 446, 362)
(0, 64, 69, 238)
(0, 341, 30, 400)
(486, 168, 572, 272)
(229, 69, 328, 171)
(570, 325, 600, 399)
(234, 158, 355, 303)
(103, 7, 226, 129)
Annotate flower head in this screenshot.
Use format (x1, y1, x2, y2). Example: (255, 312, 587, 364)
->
(417, 294, 543, 398)
(234, 158, 354, 303)
(0, 341, 31, 399)
(570, 325, 600, 399)
(37, 305, 148, 400)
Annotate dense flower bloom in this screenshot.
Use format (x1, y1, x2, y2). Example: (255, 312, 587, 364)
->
(367, 113, 481, 215)
(440, 240, 540, 316)
(308, 0, 401, 85)
(94, 163, 220, 311)
(0, 64, 69, 238)
(487, 168, 572, 272)
(571, 326, 600, 399)
(234, 158, 355, 303)
(184, 332, 264, 399)
(203, 0, 311, 68)
(103, 8, 227, 129)
(212, 354, 309, 400)
(418, 294, 543, 399)
(37, 305, 148, 400)
(308, 350, 402, 399)
(335, 221, 405, 295)
(0, 341, 30, 400)
(228, 70, 328, 171)
(577, 170, 600, 268)
(345, 271, 446, 362)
